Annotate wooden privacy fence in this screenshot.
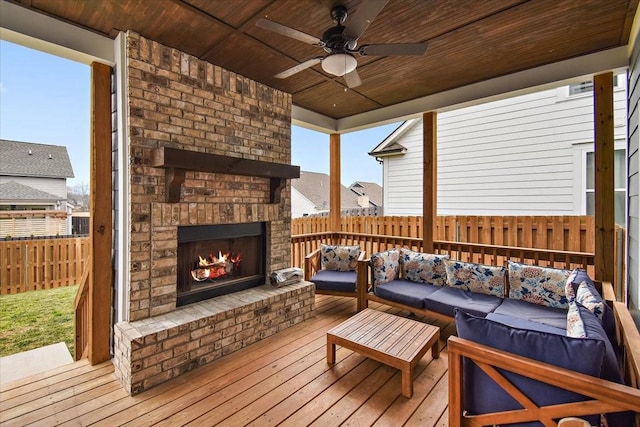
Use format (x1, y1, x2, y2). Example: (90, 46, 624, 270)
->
(292, 215, 596, 252)
(0, 236, 90, 294)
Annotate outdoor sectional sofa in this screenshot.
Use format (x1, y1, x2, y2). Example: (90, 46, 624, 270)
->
(357, 248, 638, 425)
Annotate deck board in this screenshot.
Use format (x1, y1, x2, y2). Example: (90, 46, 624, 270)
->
(0, 295, 453, 426)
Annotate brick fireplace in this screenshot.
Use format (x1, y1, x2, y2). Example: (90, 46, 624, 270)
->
(112, 32, 314, 394)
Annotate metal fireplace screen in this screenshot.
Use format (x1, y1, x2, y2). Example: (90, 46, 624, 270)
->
(176, 222, 265, 306)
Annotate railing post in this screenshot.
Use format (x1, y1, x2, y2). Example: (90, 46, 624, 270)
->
(423, 111, 437, 253)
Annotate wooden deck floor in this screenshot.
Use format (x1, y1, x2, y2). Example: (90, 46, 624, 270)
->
(0, 295, 455, 426)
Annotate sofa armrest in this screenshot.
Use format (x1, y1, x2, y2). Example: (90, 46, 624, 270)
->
(614, 300, 640, 391)
(448, 336, 640, 426)
(357, 257, 370, 311)
(599, 280, 616, 305)
(304, 248, 321, 281)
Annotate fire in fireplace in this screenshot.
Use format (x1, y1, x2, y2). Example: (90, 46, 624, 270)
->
(191, 250, 242, 282)
(177, 222, 266, 306)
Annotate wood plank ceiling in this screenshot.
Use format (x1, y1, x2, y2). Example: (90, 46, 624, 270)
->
(8, 0, 638, 120)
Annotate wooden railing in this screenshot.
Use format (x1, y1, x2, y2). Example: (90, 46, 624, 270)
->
(291, 232, 595, 273)
(291, 215, 624, 282)
(0, 236, 90, 294)
(293, 215, 596, 252)
(74, 254, 91, 361)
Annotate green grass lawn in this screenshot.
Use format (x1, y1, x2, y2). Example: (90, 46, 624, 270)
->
(0, 285, 77, 358)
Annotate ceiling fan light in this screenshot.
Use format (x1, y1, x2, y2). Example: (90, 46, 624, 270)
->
(321, 53, 357, 76)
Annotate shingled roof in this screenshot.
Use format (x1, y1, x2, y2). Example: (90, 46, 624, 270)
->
(0, 181, 61, 202)
(292, 171, 382, 210)
(348, 181, 382, 207)
(0, 139, 74, 178)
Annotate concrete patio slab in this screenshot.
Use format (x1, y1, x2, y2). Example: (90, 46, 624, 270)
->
(0, 342, 73, 386)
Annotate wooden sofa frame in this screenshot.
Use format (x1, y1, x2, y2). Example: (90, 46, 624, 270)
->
(355, 257, 640, 425)
(448, 293, 640, 426)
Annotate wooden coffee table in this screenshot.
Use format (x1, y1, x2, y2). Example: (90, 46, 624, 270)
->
(326, 308, 440, 398)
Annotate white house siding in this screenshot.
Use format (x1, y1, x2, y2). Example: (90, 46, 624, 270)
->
(291, 188, 320, 218)
(628, 41, 640, 327)
(383, 123, 425, 216)
(0, 175, 67, 199)
(380, 82, 627, 216)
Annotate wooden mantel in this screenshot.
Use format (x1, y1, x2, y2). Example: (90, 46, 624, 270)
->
(151, 146, 300, 203)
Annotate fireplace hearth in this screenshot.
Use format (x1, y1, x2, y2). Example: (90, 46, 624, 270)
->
(177, 222, 266, 306)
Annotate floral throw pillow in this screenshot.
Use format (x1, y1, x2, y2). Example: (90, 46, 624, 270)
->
(564, 268, 593, 303)
(576, 280, 605, 322)
(508, 261, 570, 309)
(566, 301, 586, 338)
(444, 260, 506, 297)
(320, 244, 360, 272)
(400, 249, 449, 286)
(370, 248, 400, 287)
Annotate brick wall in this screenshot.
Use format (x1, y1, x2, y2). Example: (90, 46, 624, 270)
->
(114, 282, 314, 395)
(125, 32, 293, 321)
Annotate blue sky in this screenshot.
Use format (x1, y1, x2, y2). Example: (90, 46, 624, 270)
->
(0, 40, 399, 187)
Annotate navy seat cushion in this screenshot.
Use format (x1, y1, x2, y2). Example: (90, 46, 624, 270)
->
(486, 313, 566, 335)
(374, 279, 440, 309)
(423, 287, 502, 318)
(311, 270, 357, 293)
(454, 309, 605, 426)
(493, 298, 567, 330)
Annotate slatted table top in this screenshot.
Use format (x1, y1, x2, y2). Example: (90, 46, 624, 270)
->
(327, 308, 439, 363)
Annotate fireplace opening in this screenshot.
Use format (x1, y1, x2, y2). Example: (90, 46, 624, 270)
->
(177, 222, 266, 306)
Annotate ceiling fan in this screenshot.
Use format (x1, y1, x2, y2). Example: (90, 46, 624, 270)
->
(256, 0, 428, 88)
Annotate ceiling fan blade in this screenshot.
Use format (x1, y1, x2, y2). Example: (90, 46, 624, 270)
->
(359, 43, 428, 56)
(343, 0, 389, 41)
(256, 18, 322, 46)
(274, 57, 323, 79)
(344, 69, 362, 88)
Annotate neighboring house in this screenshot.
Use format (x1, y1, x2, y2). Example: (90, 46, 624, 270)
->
(291, 170, 382, 217)
(0, 139, 75, 236)
(348, 181, 382, 211)
(370, 78, 628, 225)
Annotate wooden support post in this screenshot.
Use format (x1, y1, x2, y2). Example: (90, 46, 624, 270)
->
(330, 133, 341, 238)
(423, 112, 437, 253)
(89, 62, 113, 364)
(593, 72, 615, 284)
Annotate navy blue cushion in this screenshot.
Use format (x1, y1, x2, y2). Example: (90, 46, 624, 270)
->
(567, 269, 617, 346)
(486, 313, 566, 335)
(494, 298, 567, 330)
(455, 309, 605, 426)
(310, 270, 357, 293)
(576, 303, 621, 382)
(575, 303, 633, 426)
(374, 279, 440, 309)
(423, 286, 502, 318)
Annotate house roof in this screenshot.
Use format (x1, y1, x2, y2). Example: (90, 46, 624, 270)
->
(292, 170, 381, 210)
(0, 180, 61, 203)
(369, 119, 419, 156)
(0, 139, 74, 179)
(3, 1, 635, 133)
(348, 181, 382, 207)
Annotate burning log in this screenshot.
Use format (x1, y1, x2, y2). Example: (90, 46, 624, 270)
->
(191, 250, 241, 282)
